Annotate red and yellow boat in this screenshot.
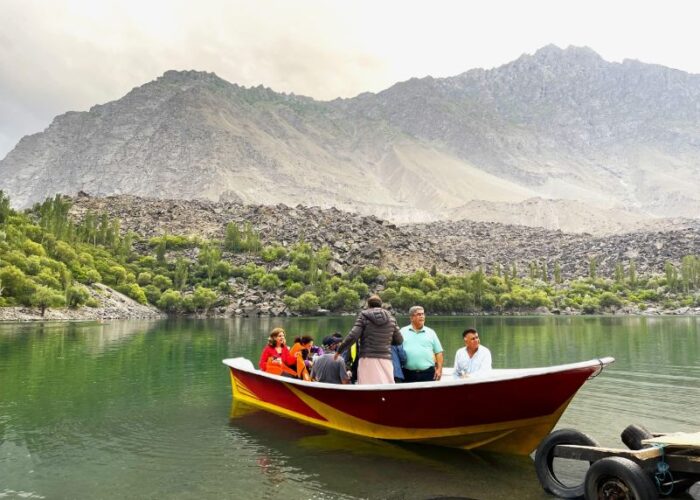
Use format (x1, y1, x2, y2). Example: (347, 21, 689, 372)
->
(223, 356, 614, 455)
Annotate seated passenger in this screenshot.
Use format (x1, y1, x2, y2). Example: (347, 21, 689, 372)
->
(258, 328, 305, 378)
(391, 343, 407, 383)
(289, 335, 313, 380)
(311, 335, 350, 384)
(453, 328, 492, 379)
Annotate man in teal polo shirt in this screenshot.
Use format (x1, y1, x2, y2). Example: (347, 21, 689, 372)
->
(400, 305, 444, 382)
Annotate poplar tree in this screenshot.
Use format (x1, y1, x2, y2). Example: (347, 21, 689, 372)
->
(588, 257, 597, 280)
(614, 262, 624, 284)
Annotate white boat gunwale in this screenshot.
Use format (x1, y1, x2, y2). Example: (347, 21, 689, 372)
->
(222, 356, 615, 391)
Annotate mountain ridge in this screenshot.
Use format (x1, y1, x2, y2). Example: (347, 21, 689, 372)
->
(2, 45, 699, 233)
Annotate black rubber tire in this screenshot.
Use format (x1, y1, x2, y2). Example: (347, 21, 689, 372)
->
(621, 424, 654, 450)
(584, 456, 658, 500)
(535, 428, 600, 499)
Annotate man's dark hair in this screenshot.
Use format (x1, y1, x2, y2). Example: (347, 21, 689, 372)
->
(462, 328, 478, 338)
(367, 295, 382, 308)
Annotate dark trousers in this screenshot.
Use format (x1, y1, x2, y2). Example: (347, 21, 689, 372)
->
(403, 367, 435, 382)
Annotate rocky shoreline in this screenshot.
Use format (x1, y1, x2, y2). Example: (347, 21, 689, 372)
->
(2, 303, 699, 322)
(0, 284, 164, 322)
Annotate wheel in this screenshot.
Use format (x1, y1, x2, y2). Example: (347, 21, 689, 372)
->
(535, 428, 600, 499)
(621, 424, 653, 450)
(584, 457, 658, 500)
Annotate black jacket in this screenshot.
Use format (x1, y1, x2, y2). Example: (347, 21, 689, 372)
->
(337, 308, 403, 360)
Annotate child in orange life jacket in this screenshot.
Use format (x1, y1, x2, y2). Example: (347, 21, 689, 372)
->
(288, 335, 313, 381)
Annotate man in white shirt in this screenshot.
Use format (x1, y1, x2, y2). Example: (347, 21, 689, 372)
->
(453, 328, 492, 378)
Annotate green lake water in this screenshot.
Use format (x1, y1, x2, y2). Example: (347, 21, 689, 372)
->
(1, 316, 699, 499)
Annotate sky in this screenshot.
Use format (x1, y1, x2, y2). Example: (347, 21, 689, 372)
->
(1, 0, 700, 159)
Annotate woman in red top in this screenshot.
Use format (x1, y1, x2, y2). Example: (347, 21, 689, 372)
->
(258, 328, 300, 377)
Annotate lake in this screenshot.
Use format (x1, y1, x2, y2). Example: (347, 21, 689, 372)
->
(1, 316, 698, 499)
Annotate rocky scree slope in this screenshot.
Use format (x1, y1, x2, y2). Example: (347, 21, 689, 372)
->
(70, 194, 700, 280)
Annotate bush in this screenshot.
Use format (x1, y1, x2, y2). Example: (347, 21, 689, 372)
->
(261, 245, 287, 262)
(143, 285, 162, 304)
(66, 285, 91, 308)
(0, 265, 34, 303)
(3, 250, 30, 272)
(293, 292, 320, 313)
(137, 272, 153, 286)
(32, 285, 66, 313)
(22, 239, 46, 257)
(25, 255, 42, 275)
(116, 283, 147, 304)
(83, 268, 102, 285)
(192, 286, 218, 313)
(360, 266, 381, 284)
(581, 296, 600, 314)
(53, 241, 79, 265)
(152, 274, 173, 291)
(331, 286, 360, 311)
(599, 291, 623, 309)
(259, 273, 282, 291)
(157, 289, 182, 312)
(36, 269, 62, 289)
(347, 280, 369, 298)
(285, 281, 305, 298)
(148, 234, 199, 249)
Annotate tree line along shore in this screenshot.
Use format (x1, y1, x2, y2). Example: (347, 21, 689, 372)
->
(1, 191, 699, 319)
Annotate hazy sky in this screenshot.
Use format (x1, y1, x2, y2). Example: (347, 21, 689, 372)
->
(1, 0, 699, 159)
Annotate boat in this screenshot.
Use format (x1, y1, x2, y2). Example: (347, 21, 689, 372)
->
(223, 356, 615, 455)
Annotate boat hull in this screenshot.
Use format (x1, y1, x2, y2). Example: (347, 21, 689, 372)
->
(224, 357, 613, 455)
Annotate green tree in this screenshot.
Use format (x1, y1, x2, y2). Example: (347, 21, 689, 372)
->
(629, 260, 637, 287)
(174, 258, 189, 291)
(0, 265, 34, 304)
(259, 273, 282, 291)
(137, 272, 153, 286)
(32, 285, 66, 315)
(152, 274, 173, 291)
(599, 291, 623, 309)
(0, 190, 12, 223)
(471, 267, 485, 307)
(294, 292, 320, 313)
(143, 284, 162, 304)
(285, 281, 305, 297)
(156, 238, 167, 264)
(65, 284, 91, 308)
(224, 222, 243, 252)
(192, 286, 218, 314)
(198, 244, 222, 285)
(665, 261, 678, 291)
(243, 222, 261, 253)
(588, 257, 597, 280)
(554, 262, 562, 284)
(614, 262, 624, 284)
(157, 289, 182, 312)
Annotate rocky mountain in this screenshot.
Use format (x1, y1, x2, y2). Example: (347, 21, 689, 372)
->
(2, 45, 700, 233)
(69, 194, 700, 280)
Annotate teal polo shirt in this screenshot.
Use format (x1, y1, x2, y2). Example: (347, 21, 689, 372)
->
(400, 325, 443, 371)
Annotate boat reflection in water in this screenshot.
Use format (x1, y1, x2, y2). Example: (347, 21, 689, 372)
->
(228, 400, 549, 500)
(223, 356, 614, 456)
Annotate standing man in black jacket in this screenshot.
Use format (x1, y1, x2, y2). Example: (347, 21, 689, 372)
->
(335, 295, 403, 384)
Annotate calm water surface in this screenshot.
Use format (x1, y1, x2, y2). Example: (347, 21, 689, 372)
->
(1, 316, 699, 499)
